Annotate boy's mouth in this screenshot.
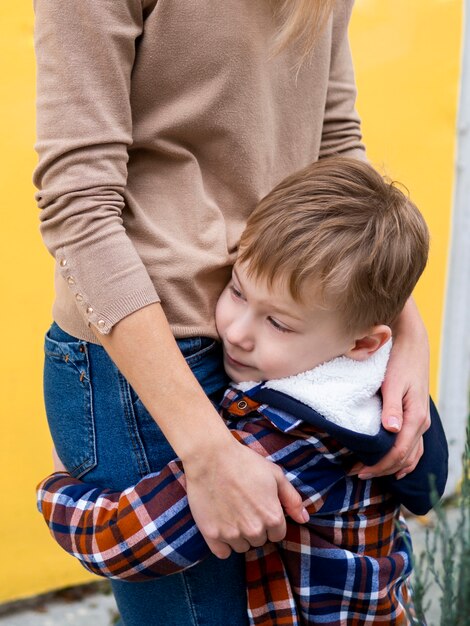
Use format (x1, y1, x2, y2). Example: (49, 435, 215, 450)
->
(224, 352, 251, 369)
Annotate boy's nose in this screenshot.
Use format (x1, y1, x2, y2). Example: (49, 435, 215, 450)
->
(225, 318, 254, 352)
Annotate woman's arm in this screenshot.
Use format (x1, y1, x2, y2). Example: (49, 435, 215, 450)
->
(34, 0, 160, 331)
(34, 0, 306, 559)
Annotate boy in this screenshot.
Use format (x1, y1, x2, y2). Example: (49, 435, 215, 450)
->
(37, 158, 447, 625)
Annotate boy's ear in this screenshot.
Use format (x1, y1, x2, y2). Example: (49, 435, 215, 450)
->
(345, 325, 392, 361)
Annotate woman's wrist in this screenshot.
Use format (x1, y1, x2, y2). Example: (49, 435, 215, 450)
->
(174, 408, 236, 464)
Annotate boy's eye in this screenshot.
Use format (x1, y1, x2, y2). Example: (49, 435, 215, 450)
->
(229, 284, 243, 299)
(268, 317, 291, 333)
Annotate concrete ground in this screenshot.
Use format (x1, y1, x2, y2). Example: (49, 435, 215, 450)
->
(0, 509, 460, 626)
(0, 584, 118, 626)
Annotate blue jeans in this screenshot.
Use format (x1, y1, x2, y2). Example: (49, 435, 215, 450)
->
(43, 322, 248, 626)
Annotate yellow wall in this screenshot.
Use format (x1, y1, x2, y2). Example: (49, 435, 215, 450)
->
(0, 2, 97, 602)
(0, 0, 462, 604)
(350, 0, 462, 390)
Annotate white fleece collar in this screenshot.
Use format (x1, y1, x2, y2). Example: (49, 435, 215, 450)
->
(235, 340, 392, 436)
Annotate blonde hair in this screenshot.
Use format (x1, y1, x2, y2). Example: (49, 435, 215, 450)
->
(238, 158, 429, 332)
(273, 0, 336, 67)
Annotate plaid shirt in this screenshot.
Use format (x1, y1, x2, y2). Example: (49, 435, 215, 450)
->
(37, 384, 441, 625)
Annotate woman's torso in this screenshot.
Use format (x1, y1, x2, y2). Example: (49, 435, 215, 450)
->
(35, 0, 361, 343)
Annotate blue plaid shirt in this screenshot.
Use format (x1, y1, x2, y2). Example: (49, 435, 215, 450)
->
(37, 384, 447, 624)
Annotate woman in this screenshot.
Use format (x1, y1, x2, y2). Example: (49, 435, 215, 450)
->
(34, 1, 430, 624)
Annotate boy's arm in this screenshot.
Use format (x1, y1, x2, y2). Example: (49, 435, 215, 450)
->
(38, 425, 285, 580)
(38, 417, 318, 580)
(37, 460, 210, 581)
(380, 399, 448, 515)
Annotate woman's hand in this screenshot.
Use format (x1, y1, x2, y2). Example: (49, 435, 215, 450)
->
(355, 298, 431, 480)
(183, 437, 309, 559)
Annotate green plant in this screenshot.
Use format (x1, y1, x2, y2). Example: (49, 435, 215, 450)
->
(405, 416, 470, 625)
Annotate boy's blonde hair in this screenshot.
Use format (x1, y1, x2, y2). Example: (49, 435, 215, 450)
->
(238, 157, 429, 332)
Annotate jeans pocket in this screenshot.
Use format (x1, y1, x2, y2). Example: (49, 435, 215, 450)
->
(43, 329, 96, 478)
(129, 397, 178, 473)
(184, 339, 217, 366)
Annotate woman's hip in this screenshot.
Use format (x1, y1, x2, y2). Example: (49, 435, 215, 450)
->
(42, 321, 229, 490)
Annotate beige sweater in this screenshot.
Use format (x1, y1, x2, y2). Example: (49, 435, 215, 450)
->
(34, 0, 364, 344)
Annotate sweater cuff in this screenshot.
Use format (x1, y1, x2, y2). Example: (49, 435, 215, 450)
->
(55, 244, 160, 335)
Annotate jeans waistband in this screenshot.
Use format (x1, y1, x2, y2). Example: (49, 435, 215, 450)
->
(47, 321, 215, 360)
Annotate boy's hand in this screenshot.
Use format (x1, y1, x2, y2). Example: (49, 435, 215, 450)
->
(183, 436, 309, 558)
(52, 447, 67, 472)
(352, 298, 430, 480)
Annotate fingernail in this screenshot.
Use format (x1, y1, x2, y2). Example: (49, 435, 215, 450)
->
(387, 417, 401, 431)
(396, 472, 407, 480)
(302, 508, 310, 522)
(358, 473, 373, 480)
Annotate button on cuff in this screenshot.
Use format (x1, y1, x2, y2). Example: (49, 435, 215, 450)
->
(55, 247, 160, 338)
(56, 249, 109, 333)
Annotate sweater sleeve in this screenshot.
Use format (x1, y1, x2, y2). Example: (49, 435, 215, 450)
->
(33, 0, 160, 335)
(36, 461, 210, 581)
(319, 1, 366, 161)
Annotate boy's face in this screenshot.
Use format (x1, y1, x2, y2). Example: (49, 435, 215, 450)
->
(215, 262, 354, 383)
